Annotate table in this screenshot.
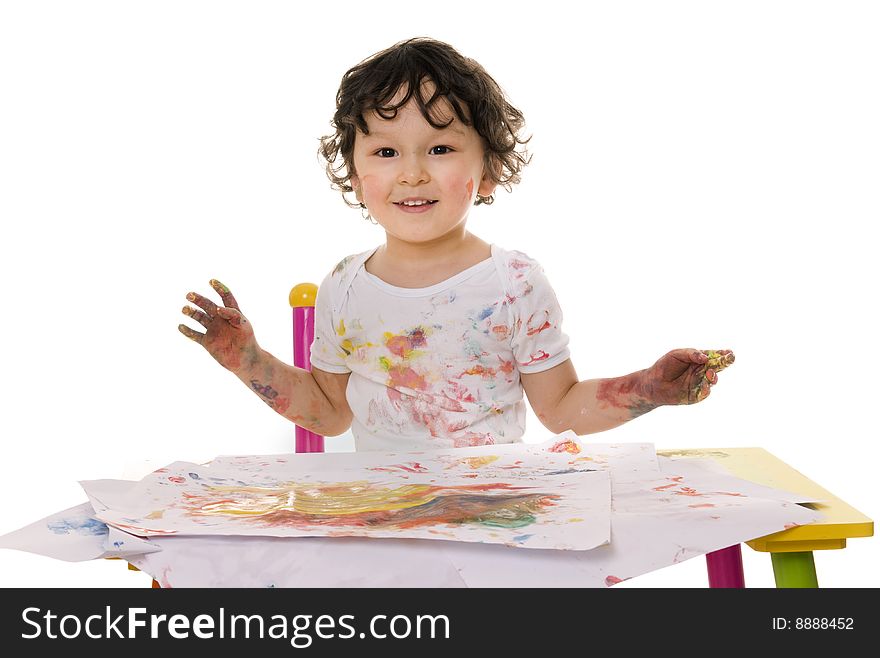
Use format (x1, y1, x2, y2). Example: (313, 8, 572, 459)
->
(660, 447, 874, 588)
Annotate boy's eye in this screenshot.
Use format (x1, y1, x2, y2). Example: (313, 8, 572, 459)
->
(376, 148, 397, 158)
(430, 145, 452, 155)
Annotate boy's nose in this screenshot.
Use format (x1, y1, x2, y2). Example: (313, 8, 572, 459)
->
(397, 155, 430, 185)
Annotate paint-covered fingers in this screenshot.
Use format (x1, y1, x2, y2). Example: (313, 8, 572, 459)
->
(185, 291, 219, 318)
(210, 279, 242, 312)
(177, 323, 205, 345)
(181, 304, 211, 328)
(702, 349, 735, 372)
(689, 375, 712, 404)
(696, 377, 711, 402)
(215, 305, 247, 328)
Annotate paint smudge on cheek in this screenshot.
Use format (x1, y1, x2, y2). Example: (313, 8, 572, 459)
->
(358, 174, 382, 207)
(465, 178, 474, 203)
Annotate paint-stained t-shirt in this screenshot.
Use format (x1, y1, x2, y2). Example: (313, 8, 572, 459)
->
(310, 244, 570, 451)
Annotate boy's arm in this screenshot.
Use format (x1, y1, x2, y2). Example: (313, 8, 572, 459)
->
(522, 349, 734, 435)
(178, 279, 352, 437)
(231, 350, 352, 437)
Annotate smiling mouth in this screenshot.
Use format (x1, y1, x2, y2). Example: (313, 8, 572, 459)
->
(394, 200, 438, 207)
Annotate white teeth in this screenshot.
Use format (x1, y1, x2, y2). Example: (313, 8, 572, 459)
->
(400, 200, 432, 206)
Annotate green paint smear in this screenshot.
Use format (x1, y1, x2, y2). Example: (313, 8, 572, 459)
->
(476, 514, 536, 529)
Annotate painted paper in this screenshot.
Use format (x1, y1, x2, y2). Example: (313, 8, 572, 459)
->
(124, 459, 821, 587)
(82, 435, 616, 550)
(0, 502, 160, 562)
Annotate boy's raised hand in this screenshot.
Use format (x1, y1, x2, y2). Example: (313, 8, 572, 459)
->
(178, 279, 259, 372)
(644, 349, 735, 405)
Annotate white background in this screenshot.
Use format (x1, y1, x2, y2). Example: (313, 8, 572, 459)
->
(1, 1, 876, 588)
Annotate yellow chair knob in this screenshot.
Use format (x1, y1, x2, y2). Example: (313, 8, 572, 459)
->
(289, 282, 318, 308)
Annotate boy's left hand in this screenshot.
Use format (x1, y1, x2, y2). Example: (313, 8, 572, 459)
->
(644, 349, 735, 405)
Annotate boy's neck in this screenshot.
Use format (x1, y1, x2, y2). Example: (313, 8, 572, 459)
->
(367, 231, 491, 287)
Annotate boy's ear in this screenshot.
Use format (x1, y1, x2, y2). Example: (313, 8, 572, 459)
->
(478, 170, 498, 198)
(351, 174, 363, 202)
(478, 157, 500, 197)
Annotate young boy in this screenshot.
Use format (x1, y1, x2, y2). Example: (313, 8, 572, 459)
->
(178, 37, 734, 451)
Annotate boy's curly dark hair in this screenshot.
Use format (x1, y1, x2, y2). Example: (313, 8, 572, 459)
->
(319, 37, 531, 208)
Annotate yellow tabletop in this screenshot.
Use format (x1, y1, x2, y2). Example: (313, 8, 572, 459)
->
(657, 447, 874, 552)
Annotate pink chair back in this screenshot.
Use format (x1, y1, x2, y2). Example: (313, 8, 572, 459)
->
(290, 283, 324, 453)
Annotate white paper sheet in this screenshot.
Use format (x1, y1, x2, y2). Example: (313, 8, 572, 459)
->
(83, 436, 616, 551)
(0, 502, 161, 562)
(655, 456, 815, 503)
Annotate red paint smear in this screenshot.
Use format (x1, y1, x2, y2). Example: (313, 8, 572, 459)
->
(526, 320, 552, 336)
(521, 351, 550, 366)
(457, 432, 495, 447)
(491, 325, 510, 340)
(605, 575, 623, 586)
(596, 375, 644, 410)
(653, 477, 685, 492)
(371, 462, 428, 473)
(198, 498, 239, 511)
(688, 503, 716, 508)
(387, 365, 429, 390)
(385, 328, 428, 358)
(459, 364, 497, 378)
(525, 311, 552, 337)
(111, 521, 177, 536)
(273, 396, 290, 414)
(548, 440, 581, 454)
(384, 387, 493, 445)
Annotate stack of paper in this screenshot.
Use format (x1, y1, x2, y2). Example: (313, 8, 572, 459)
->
(0, 432, 821, 587)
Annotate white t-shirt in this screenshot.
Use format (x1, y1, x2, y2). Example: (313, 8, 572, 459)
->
(310, 243, 570, 451)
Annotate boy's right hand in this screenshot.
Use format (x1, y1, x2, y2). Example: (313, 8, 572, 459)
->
(178, 279, 259, 373)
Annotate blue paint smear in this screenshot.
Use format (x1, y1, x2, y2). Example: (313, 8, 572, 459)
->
(47, 516, 108, 537)
(477, 305, 494, 320)
(512, 534, 533, 542)
(545, 467, 598, 476)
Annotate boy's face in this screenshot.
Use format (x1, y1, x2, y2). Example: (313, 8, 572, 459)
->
(350, 83, 496, 248)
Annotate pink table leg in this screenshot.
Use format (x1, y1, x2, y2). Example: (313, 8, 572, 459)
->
(705, 544, 746, 588)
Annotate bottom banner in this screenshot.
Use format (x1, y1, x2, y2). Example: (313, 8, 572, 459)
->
(0, 587, 870, 654)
